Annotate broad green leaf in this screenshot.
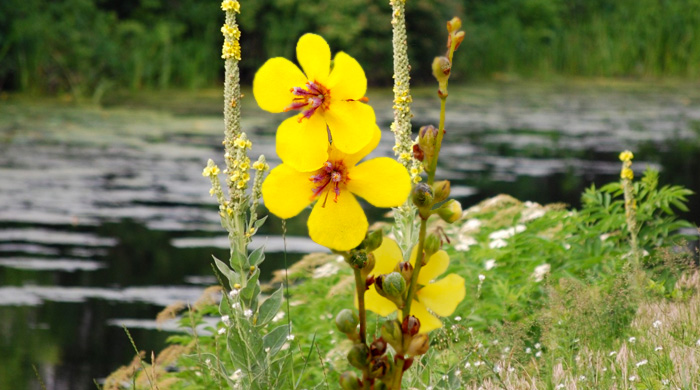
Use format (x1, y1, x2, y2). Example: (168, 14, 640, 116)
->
(257, 286, 284, 327)
(263, 325, 289, 357)
(213, 255, 239, 289)
(249, 245, 265, 267)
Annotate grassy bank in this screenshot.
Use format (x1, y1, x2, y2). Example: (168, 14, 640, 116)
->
(2, 0, 700, 99)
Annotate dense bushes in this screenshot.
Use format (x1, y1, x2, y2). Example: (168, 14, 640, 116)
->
(2, 0, 700, 97)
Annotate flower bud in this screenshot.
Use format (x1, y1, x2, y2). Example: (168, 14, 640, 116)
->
(394, 261, 413, 283)
(452, 31, 465, 51)
(375, 272, 406, 307)
(432, 180, 451, 203)
(368, 356, 391, 379)
(402, 357, 415, 371)
(418, 125, 438, 166)
(424, 234, 441, 257)
(437, 199, 462, 223)
(432, 56, 451, 83)
(339, 371, 361, 390)
(402, 315, 421, 336)
(406, 333, 430, 356)
(447, 17, 462, 33)
(362, 230, 383, 252)
(335, 309, 359, 334)
(412, 183, 433, 208)
(348, 249, 369, 269)
(380, 320, 403, 353)
(370, 337, 387, 357)
(347, 343, 370, 369)
(361, 253, 376, 278)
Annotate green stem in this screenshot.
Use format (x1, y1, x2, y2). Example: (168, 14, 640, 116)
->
(402, 218, 427, 317)
(390, 357, 406, 389)
(353, 268, 367, 344)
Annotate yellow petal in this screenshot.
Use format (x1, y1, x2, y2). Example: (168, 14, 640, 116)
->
(371, 237, 404, 276)
(359, 285, 397, 317)
(409, 300, 443, 334)
(308, 192, 367, 251)
(416, 274, 466, 317)
(327, 51, 367, 99)
(347, 157, 411, 208)
(342, 125, 381, 167)
(407, 249, 449, 285)
(296, 33, 331, 84)
(253, 57, 307, 113)
(262, 164, 314, 219)
(276, 115, 328, 172)
(323, 101, 375, 154)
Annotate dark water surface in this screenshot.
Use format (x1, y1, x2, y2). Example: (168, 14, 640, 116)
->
(1, 82, 699, 389)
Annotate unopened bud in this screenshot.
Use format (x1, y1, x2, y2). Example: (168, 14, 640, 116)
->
(348, 250, 368, 269)
(361, 253, 376, 278)
(339, 371, 361, 390)
(376, 272, 406, 305)
(406, 333, 430, 356)
(394, 261, 413, 283)
(452, 31, 465, 51)
(402, 315, 421, 336)
(418, 125, 438, 167)
(370, 337, 387, 357)
(447, 17, 462, 33)
(412, 183, 433, 209)
(432, 180, 451, 203)
(362, 230, 383, 252)
(380, 320, 403, 353)
(432, 56, 451, 84)
(347, 343, 370, 369)
(424, 234, 441, 257)
(335, 309, 359, 334)
(368, 356, 391, 379)
(437, 199, 462, 223)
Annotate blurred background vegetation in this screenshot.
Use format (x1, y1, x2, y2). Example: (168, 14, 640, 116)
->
(2, 0, 700, 100)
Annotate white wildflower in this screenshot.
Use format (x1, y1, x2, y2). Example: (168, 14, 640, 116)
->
(635, 359, 648, 367)
(525, 347, 532, 354)
(578, 375, 586, 381)
(629, 376, 637, 381)
(243, 309, 253, 318)
(218, 327, 226, 335)
(531, 264, 551, 282)
(312, 262, 340, 279)
(222, 315, 231, 326)
(489, 238, 508, 249)
(287, 334, 295, 341)
(455, 236, 478, 251)
(535, 351, 542, 358)
(474, 361, 482, 367)
(229, 289, 239, 298)
(653, 320, 662, 329)
(455, 369, 461, 376)
(272, 311, 285, 322)
(464, 361, 471, 369)
(493, 365, 501, 373)
(535, 343, 541, 349)
(454, 316, 462, 321)
(484, 259, 497, 270)
(478, 274, 486, 282)
(609, 351, 617, 357)
(629, 336, 636, 343)
(662, 379, 669, 385)
(489, 225, 526, 240)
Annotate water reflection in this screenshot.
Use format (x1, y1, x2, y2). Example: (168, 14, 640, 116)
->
(1, 83, 699, 389)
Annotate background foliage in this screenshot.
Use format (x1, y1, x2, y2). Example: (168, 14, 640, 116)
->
(2, 0, 700, 98)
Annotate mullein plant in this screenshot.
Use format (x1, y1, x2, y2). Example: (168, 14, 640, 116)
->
(252, 8, 467, 389)
(201, 1, 292, 389)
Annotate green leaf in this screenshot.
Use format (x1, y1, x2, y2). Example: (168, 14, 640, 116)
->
(213, 255, 239, 289)
(231, 250, 248, 273)
(257, 286, 284, 327)
(263, 325, 289, 357)
(253, 215, 268, 229)
(249, 245, 265, 267)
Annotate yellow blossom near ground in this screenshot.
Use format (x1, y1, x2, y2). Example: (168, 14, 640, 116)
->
(362, 237, 466, 333)
(262, 126, 410, 251)
(253, 34, 376, 172)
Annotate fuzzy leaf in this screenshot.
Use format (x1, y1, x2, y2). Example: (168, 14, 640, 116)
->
(249, 246, 266, 267)
(213, 255, 239, 289)
(257, 286, 284, 327)
(263, 325, 289, 357)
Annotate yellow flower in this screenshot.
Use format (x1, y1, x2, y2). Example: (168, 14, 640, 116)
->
(253, 34, 375, 172)
(621, 167, 634, 180)
(362, 238, 466, 333)
(262, 126, 410, 251)
(202, 165, 220, 177)
(619, 150, 634, 162)
(220, 0, 240, 12)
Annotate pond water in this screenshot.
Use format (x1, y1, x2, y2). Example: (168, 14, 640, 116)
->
(1, 82, 699, 390)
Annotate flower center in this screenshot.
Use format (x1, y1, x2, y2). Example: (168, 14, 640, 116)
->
(309, 160, 349, 207)
(284, 81, 331, 121)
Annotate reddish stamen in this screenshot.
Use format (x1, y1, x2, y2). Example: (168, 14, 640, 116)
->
(309, 160, 350, 207)
(284, 81, 331, 121)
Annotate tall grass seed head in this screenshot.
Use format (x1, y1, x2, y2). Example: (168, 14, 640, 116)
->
(362, 229, 383, 252)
